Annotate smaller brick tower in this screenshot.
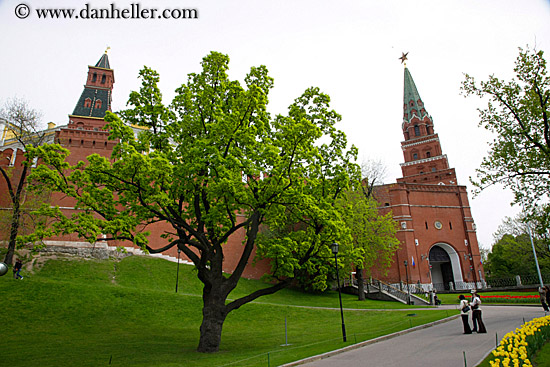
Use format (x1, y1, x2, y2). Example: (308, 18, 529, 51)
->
(373, 64, 484, 292)
(56, 51, 117, 156)
(51, 51, 118, 238)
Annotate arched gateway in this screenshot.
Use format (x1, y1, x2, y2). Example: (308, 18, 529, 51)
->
(429, 244, 464, 290)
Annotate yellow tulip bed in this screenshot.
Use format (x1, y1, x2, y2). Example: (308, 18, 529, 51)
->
(488, 315, 550, 367)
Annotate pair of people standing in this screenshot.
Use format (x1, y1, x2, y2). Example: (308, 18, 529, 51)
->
(459, 292, 486, 334)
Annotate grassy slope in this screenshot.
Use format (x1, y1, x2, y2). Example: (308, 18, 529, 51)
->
(1, 256, 454, 367)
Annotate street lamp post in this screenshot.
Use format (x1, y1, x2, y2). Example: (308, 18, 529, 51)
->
(404, 260, 411, 305)
(175, 248, 181, 293)
(331, 242, 347, 343)
(527, 222, 544, 288)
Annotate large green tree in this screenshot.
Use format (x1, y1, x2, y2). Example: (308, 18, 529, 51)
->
(462, 46, 550, 215)
(25, 52, 358, 352)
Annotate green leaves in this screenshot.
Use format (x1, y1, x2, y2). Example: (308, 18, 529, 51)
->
(335, 187, 399, 274)
(462, 46, 550, 211)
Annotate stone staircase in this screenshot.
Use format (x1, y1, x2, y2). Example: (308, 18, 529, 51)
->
(344, 278, 431, 305)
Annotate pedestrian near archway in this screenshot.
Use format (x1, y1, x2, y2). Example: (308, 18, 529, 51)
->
(471, 291, 486, 333)
(459, 295, 472, 334)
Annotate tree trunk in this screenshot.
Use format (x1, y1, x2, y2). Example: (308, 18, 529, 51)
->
(3, 204, 21, 265)
(2, 162, 28, 266)
(356, 266, 365, 301)
(197, 285, 229, 353)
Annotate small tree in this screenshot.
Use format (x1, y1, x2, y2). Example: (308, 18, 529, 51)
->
(26, 52, 358, 353)
(462, 46, 550, 217)
(336, 186, 399, 300)
(0, 98, 47, 265)
(360, 158, 387, 199)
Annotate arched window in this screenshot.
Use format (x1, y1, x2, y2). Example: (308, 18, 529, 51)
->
(84, 98, 92, 108)
(101, 74, 106, 84)
(413, 153, 418, 160)
(92, 73, 97, 82)
(95, 99, 102, 109)
(426, 151, 431, 158)
(414, 125, 420, 136)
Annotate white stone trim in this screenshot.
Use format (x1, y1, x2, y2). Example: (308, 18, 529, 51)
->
(400, 154, 447, 167)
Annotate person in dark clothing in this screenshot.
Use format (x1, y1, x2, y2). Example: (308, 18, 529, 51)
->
(545, 286, 550, 308)
(471, 291, 487, 333)
(539, 286, 549, 312)
(13, 258, 23, 280)
(459, 295, 472, 334)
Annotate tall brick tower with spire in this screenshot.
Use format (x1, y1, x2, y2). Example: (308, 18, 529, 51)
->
(373, 58, 484, 292)
(398, 67, 457, 186)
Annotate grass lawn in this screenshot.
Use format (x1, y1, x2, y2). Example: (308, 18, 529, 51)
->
(534, 340, 550, 366)
(1, 255, 455, 366)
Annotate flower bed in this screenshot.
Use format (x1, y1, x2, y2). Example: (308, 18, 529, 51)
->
(466, 295, 539, 304)
(488, 315, 550, 367)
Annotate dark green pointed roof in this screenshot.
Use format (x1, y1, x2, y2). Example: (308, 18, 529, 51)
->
(95, 53, 111, 69)
(403, 67, 430, 122)
(72, 87, 111, 118)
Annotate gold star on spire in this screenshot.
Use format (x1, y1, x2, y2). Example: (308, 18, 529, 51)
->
(399, 52, 408, 67)
(105, 46, 111, 54)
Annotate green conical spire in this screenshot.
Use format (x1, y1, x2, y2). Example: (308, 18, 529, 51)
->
(403, 67, 429, 123)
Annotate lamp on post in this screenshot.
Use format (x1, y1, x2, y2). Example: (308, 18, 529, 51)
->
(331, 242, 347, 343)
(175, 248, 182, 293)
(404, 260, 411, 305)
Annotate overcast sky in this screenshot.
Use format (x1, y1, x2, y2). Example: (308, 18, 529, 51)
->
(1, 0, 549, 249)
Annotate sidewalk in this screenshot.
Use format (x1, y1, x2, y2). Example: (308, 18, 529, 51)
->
(286, 305, 548, 367)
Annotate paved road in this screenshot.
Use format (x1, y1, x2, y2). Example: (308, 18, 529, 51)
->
(290, 305, 547, 367)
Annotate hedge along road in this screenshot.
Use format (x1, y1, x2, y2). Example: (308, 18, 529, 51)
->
(286, 305, 548, 367)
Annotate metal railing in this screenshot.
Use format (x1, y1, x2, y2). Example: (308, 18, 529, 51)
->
(373, 279, 410, 303)
(344, 278, 431, 304)
(430, 273, 550, 292)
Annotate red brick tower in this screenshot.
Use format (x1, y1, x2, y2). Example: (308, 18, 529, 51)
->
(374, 65, 484, 292)
(56, 51, 117, 156)
(49, 52, 118, 243)
(398, 67, 457, 186)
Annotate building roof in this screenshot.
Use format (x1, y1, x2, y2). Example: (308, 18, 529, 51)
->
(95, 53, 111, 69)
(72, 87, 111, 118)
(403, 67, 430, 123)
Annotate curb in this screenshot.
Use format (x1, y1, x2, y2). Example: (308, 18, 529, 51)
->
(280, 314, 460, 366)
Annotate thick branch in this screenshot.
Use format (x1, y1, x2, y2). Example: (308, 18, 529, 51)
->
(225, 278, 292, 313)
